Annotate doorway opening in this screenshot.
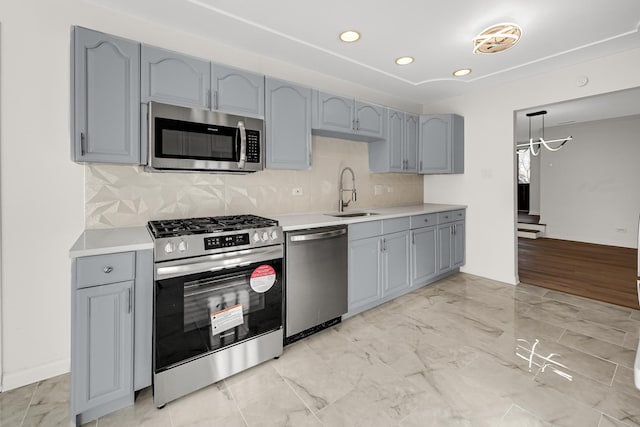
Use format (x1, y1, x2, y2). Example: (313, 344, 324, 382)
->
(514, 88, 640, 309)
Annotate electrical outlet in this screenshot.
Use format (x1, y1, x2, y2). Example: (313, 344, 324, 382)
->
(374, 185, 383, 196)
(292, 187, 303, 196)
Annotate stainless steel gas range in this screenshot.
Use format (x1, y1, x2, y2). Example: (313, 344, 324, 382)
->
(147, 215, 284, 407)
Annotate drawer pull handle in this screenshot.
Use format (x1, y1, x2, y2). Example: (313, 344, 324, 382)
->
(103, 266, 113, 274)
(424, 218, 429, 222)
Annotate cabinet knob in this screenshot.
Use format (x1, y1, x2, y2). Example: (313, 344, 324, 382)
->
(103, 266, 113, 274)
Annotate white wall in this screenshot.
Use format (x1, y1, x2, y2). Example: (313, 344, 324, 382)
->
(528, 153, 541, 215)
(0, 0, 421, 390)
(422, 48, 640, 285)
(539, 115, 640, 248)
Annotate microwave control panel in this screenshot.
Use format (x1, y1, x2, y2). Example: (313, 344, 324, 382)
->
(246, 130, 260, 163)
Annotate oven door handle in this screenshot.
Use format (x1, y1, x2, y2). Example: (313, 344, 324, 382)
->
(155, 245, 282, 281)
(237, 120, 247, 169)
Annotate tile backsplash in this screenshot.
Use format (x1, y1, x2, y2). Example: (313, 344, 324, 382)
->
(85, 136, 424, 228)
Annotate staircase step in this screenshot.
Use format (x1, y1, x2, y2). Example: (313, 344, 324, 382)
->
(517, 222, 546, 232)
(518, 229, 541, 239)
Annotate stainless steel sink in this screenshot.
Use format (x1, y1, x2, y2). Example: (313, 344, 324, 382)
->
(325, 212, 379, 218)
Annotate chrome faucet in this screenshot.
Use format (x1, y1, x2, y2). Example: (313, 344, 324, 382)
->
(338, 167, 357, 212)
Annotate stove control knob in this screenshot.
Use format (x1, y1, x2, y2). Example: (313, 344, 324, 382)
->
(270, 230, 278, 240)
(253, 232, 261, 242)
(164, 241, 175, 254)
(261, 231, 269, 241)
(178, 241, 187, 252)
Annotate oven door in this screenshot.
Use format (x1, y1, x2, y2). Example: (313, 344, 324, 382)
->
(154, 245, 283, 372)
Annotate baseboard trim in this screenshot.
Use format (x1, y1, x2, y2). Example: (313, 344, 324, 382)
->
(2, 358, 70, 391)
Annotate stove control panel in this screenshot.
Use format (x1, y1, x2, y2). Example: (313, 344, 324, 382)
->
(205, 233, 250, 250)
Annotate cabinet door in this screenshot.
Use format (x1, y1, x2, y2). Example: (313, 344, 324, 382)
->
(452, 221, 466, 268)
(73, 27, 140, 164)
(74, 281, 133, 413)
(141, 45, 210, 109)
(405, 114, 419, 172)
(348, 237, 381, 312)
(388, 109, 404, 172)
(411, 226, 437, 286)
(355, 101, 386, 139)
(313, 91, 355, 133)
(382, 231, 410, 298)
(419, 115, 451, 174)
(211, 64, 264, 117)
(437, 224, 453, 273)
(265, 78, 311, 170)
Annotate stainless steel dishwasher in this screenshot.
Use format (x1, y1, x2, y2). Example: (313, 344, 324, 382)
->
(284, 225, 348, 344)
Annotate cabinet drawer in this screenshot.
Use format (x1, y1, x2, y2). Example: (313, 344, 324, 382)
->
(382, 217, 410, 234)
(410, 213, 437, 229)
(349, 221, 382, 241)
(76, 252, 136, 288)
(438, 210, 465, 224)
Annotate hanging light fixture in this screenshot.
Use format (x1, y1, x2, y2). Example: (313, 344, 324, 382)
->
(516, 110, 573, 156)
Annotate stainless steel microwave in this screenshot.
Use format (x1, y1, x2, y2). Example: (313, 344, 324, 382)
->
(147, 102, 264, 173)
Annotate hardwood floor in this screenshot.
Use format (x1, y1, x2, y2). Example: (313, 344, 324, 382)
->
(518, 237, 639, 309)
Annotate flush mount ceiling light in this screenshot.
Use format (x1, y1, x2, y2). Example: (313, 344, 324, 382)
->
(395, 56, 414, 65)
(453, 68, 472, 77)
(473, 23, 522, 54)
(516, 110, 573, 156)
(339, 30, 360, 43)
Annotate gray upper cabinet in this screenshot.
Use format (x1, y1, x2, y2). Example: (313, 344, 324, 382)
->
(312, 90, 386, 142)
(354, 101, 386, 139)
(141, 45, 210, 109)
(368, 110, 419, 173)
(72, 27, 140, 164)
(405, 114, 419, 172)
(211, 64, 265, 117)
(419, 114, 464, 174)
(265, 78, 312, 170)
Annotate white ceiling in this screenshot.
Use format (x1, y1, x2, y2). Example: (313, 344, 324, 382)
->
(514, 87, 640, 143)
(87, 0, 640, 104)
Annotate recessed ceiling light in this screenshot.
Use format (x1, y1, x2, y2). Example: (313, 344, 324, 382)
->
(453, 68, 472, 77)
(339, 30, 360, 43)
(473, 22, 522, 54)
(395, 56, 414, 65)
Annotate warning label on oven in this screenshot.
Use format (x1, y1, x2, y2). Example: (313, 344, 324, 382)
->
(250, 265, 276, 293)
(210, 304, 244, 336)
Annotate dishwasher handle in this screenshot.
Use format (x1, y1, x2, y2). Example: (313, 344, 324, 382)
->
(289, 228, 346, 242)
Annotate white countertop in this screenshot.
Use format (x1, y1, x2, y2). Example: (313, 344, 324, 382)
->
(69, 226, 154, 258)
(273, 203, 466, 231)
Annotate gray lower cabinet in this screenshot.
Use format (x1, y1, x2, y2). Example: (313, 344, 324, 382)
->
(419, 114, 464, 174)
(348, 235, 382, 312)
(436, 210, 466, 274)
(265, 78, 312, 170)
(381, 230, 411, 299)
(347, 210, 465, 317)
(141, 45, 211, 109)
(212, 63, 265, 117)
(312, 90, 386, 142)
(72, 27, 141, 164)
(74, 281, 133, 417)
(71, 250, 152, 426)
(347, 218, 410, 316)
(411, 225, 437, 285)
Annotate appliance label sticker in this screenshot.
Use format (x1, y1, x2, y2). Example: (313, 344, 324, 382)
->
(250, 265, 276, 293)
(210, 304, 244, 336)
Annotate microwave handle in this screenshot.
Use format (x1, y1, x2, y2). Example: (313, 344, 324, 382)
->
(237, 121, 247, 169)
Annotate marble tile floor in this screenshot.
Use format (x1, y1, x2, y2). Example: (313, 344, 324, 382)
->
(3, 273, 640, 426)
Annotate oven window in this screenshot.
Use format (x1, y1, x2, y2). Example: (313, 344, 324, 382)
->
(155, 117, 237, 161)
(155, 259, 282, 371)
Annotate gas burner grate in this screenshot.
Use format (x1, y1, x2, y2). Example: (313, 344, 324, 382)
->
(148, 214, 278, 238)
